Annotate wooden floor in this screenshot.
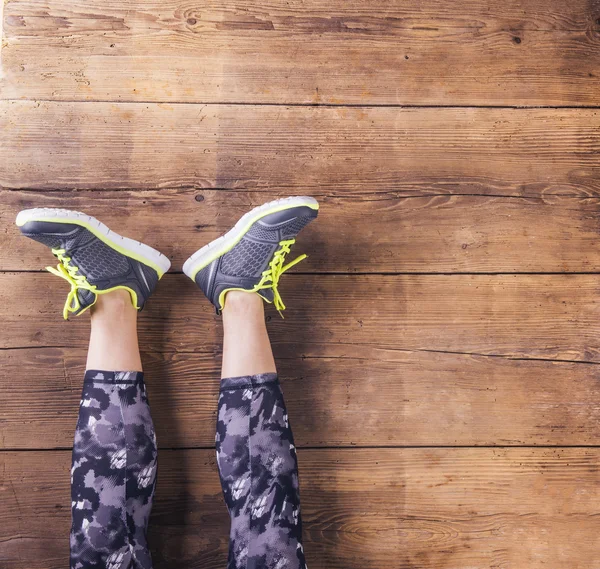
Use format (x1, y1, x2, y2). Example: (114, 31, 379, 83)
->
(2, 0, 600, 567)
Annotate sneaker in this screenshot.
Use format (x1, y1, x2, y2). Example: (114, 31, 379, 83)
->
(16, 208, 171, 319)
(183, 196, 319, 315)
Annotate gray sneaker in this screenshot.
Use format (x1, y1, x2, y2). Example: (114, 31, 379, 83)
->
(16, 208, 171, 319)
(183, 196, 319, 314)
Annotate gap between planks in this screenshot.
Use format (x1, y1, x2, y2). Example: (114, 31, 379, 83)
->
(4, 344, 600, 371)
(6, 270, 600, 276)
(3, 98, 600, 110)
(5, 444, 600, 452)
(0, 188, 587, 200)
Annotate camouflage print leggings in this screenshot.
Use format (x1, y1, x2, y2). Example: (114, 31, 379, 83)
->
(216, 373, 307, 569)
(70, 370, 157, 569)
(70, 370, 306, 569)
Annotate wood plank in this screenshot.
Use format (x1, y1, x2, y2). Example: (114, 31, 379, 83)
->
(2, 448, 599, 568)
(2, 102, 599, 195)
(5, 189, 600, 273)
(2, 0, 600, 105)
(1, 273, 599, 358)
(2, 346, 600, 449)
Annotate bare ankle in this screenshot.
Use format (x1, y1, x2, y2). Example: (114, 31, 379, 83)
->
(91, 289, 135, 319)
(222, 290, 263, 314)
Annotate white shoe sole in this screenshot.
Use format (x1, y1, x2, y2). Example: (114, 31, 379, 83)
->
(183, 196, 319, 280)
(16, 208, 171, 277)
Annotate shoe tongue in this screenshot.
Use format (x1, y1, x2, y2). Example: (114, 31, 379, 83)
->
(73, 289, 97, 314)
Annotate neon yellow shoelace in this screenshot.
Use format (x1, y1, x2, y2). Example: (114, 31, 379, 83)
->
(252, 239, 307, 317)
(46, 248, 97, 320)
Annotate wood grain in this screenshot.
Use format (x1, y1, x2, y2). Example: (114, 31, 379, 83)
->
(2, 0, 600, 105)
(5, 189, 600, 273)
(2, 102, 599, 195)
(2, 448, 599, 568)
(2, 273, 599, 360)
(2, 0, 599, 566)
(1, 346, 600, 449)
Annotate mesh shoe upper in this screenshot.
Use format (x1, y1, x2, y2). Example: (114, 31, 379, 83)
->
(193, 205, 317, 313)
(20, 220, 161, 317)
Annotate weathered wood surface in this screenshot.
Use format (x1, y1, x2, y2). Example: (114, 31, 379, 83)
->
(2, 346, 600, 449)
(2, 448, 600, 568)
(4, 189, 600, 273)
(2, 273, 599, 359)
(2, 0, 600, 565)
(2, 0, 600, 106)
(2, 102, 600, 195)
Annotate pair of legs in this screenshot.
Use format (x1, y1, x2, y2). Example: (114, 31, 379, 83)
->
(17, 196, 318, 568)
(87, 288, 274, 378)
(73, 289, 304, 568)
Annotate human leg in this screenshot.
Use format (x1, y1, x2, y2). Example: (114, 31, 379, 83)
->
(71, 292, 157, 569)
(222, 291, 275, 378)
(17, 210, 169, 568)
(218, 292, 306, 569)
(184, 197, 319, 568)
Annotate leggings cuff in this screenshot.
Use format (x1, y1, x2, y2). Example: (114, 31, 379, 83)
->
(220, 372, 278, 391)
(84, 369, 144, 384)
